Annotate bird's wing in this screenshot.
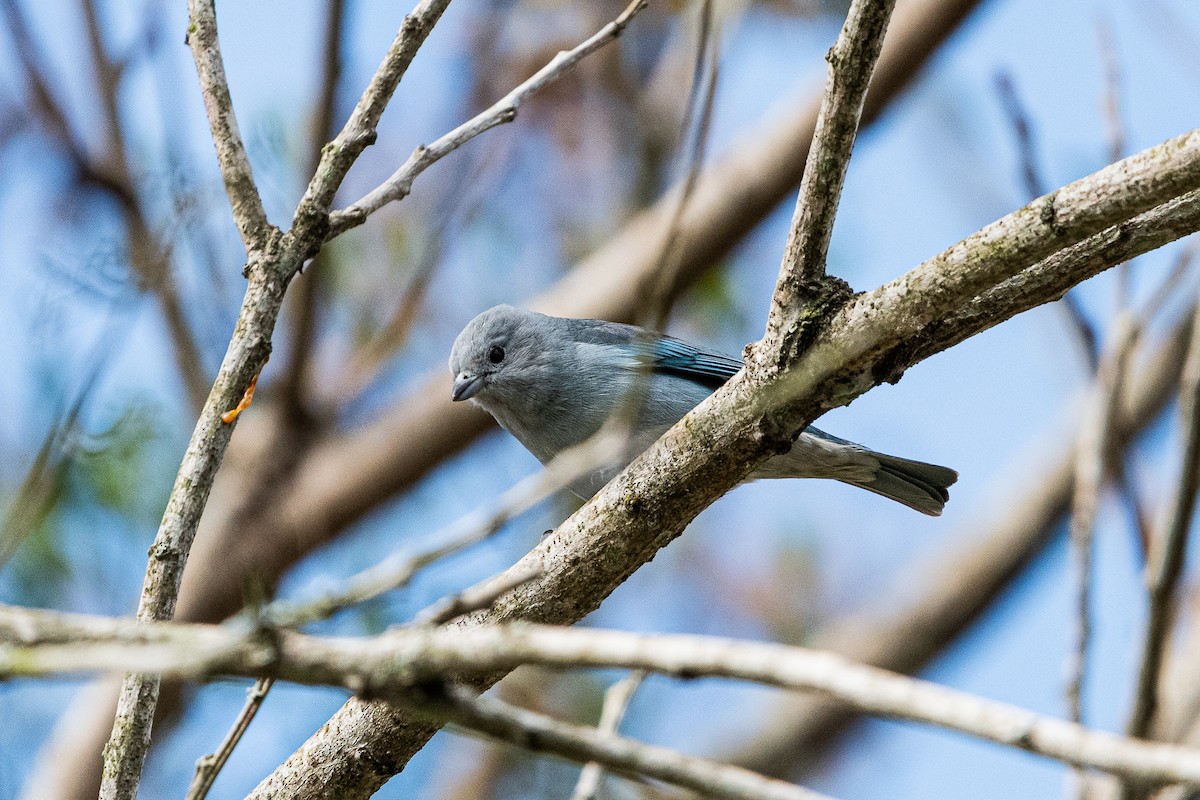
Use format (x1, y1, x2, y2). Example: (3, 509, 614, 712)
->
(563, 317, 743, 391)
(647, 336, 743, 391)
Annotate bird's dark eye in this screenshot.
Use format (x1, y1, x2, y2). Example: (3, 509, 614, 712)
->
(487, 345, 505, 364)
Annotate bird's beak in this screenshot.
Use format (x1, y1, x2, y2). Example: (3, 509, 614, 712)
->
(451, 372, 484, 402)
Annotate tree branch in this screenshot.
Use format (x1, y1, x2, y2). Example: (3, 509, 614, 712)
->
(412, 684, 835, 800)
(245, 130, 1200, 798)
(1126, 298, 1200, 737)
(571, 671, 647, 800)
(5, 3, 1005, 794)
(169, 0, 990, 640)
(13, 612, 1200, 789)
(766, 0, 894, 343)
(327, 0, 648, 237)
(1067, 316, 1138, 731)
(278, 0, 348, 420)
(292, 0, 452, 227)
(98, 0, 466, 794)
(185, 0, 270, 250)
(731, 303, 1195, 779)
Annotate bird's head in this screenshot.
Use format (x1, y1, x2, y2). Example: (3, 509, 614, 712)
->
(448, 304, 549, 406)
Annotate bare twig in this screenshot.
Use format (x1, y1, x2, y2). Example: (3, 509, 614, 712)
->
(1126, 299, 1200, 738)
(1067, 316, 1139, 723)
(413, 564, 544, 627)
(99, 1, 460, 795)
(1066, 315, 1139, 800)
(17, 612, 1200, 788)
(292, 0, 452, 231)
(184, 0, 269, 250)
(185, 677, 275, 800)
(417, 684, 834, 800)
(642, 0, 720, 330)
(763, 0, 896, 359)
(571, 671, 648, 800)
(327, 0, 649, 237)
(261, 426, 626, 629)
(279, 0, 348, 420)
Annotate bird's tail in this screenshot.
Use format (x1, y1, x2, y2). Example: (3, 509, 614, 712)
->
(841, 453, 959, 516)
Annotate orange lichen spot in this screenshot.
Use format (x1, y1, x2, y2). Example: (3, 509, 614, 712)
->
(221, 357, 267, 424)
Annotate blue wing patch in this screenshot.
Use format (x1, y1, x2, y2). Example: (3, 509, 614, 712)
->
(647, 337, 743, 391)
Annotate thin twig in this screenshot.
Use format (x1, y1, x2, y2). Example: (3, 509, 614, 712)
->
(1125, 298, 1200, 738)
(571, 671, 648, 800)
(327, 0, 649, 238)
(292, 0, 453, 229)
(260, 426, 627, 629)
(415, 684, 833, 800)
(641, 0, 720, 330)
(279, 0, 348, 421)
(1066, 316, 1139, 725)
(764, 0, 896, 355)
(184, 0, 269, 250)
(185, 677, 275, 800)
(413, 564, 544, 627)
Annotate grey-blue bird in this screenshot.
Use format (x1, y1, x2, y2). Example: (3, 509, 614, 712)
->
(449, 305, 957, 515)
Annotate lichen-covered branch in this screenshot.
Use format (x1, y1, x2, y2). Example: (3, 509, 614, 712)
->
(731, 304, 1196, 777)
(98, 0, 463, 795)
(94, 1, 662, 795)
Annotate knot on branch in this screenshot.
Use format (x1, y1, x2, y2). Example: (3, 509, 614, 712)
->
(242, 226, 286, 280)
(763, 274, 854, 373)
(870, 333, 927, 386)
(1039, 191, 1066, 236)
(285, 208, 331, 270)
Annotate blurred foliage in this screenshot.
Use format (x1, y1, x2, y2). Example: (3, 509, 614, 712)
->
(71, 401, 168, 525)
(4, 396, 169, 608)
